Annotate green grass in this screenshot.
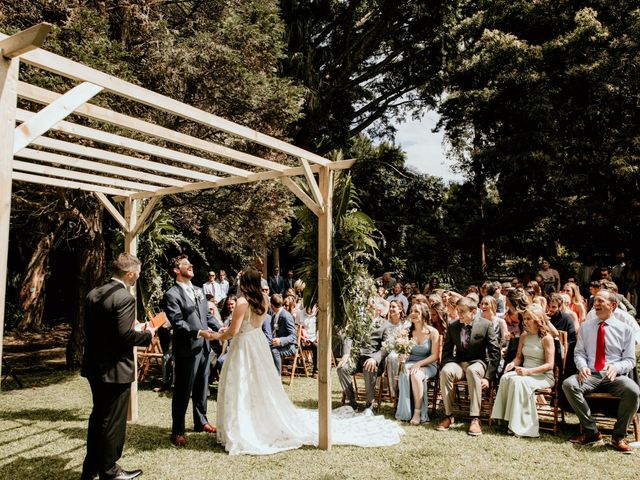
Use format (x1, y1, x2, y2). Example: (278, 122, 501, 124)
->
(0, 373, 638, 480)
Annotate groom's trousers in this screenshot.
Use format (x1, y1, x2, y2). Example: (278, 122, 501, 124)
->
(172, 347, 210, 434)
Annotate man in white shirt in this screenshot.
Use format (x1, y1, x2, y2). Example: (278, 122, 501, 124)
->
(217, 270, 229, 301)
(562, 290, 639, 453)
(203, 271, 222, 304)
(386, 283, 409, 314)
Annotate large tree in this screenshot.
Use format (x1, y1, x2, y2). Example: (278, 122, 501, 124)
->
(438, 1, 640, 261)
(279, 0, 449, 152)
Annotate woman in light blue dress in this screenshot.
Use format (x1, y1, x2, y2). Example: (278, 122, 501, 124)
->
(491, 304, 555, 437)
(395, 303, 440, 425)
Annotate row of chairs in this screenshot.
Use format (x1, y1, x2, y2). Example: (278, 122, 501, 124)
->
(343, 330, 639, 440)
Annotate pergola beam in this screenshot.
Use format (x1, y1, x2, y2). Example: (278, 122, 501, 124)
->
(122, 159, 356, 201)
(17, 82, 291, 173)
(281, 177, 322, 217)
(0, 23, 50, 59)
(14, 82, 103, 153)
(129, 197, 161, 238)
(317, 166, 334, 450)
(5, 35, 331, 167)
(13, 160, 158, 192)
(12, 171, 133, 196)
(0, 53, 19, 390)
(32, 136, 219, 184)
(16, 147, 188, 187)
(301, 158, 324, 210)
(16, 109, 240, 179)
(94, 192, 128, 232)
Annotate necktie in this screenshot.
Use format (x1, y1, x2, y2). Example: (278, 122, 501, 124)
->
(594, 321, 606, 371)
(462, 324, 471, 349)
(191, 287, 199, 304)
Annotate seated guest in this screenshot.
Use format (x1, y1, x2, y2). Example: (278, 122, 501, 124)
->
(337, 314, 392, 413)
(562, 290, 640, 453)
(269, 294, 297, 374)
(387, 282, 409, 314)
(384, 300, 407, 398)
(395, 303, 440, 424)
(437, 297, 501, 436)
(479, 296, 508, 347)
(547, 293, 578, 377)
(297, 304, 318, 377)
(428, 301, 448, 337)
(491, 304, 555, 437)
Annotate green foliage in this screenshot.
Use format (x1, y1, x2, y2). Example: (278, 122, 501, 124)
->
(280, 0, 450, 151)
(439, 0, 640, 260)
(292, 163, 378, 352)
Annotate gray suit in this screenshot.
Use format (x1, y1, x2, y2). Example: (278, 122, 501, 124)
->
(270, 309, 297, 374)
(163, 283, 222, 435)
(338, 321, 392, 410)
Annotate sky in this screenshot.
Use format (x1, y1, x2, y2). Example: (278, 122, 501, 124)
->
(393, 112, 464, 184)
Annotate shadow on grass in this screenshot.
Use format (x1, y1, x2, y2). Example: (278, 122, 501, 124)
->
(0, 454, 80, 480)
(0, 366, 78, 391)
(60, 423, 222, 453)
(0, 407, 84, 423)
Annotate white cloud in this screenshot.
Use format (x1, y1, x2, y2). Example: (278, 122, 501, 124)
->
(393, 113, 464, 184)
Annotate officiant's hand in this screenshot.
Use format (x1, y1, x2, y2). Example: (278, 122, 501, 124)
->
(272, 338, 282, 346)
(363, 358, 377, 372)
(143, 323, 156, 337)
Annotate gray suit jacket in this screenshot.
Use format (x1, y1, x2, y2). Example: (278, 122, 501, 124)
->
(271, 309, 297, 348)
(442, 318, 501, 380)
(162, 283, 222, 358)
(342, 321, 392, 366)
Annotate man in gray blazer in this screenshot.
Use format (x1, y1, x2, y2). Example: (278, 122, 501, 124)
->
(163, 255, 222, 447)
(437, 296, 500, 436)
(269, 294, 298, 374)
(337, 317, 393, 413)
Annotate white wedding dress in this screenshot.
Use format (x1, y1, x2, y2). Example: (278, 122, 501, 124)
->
(216, 306, 404, 455)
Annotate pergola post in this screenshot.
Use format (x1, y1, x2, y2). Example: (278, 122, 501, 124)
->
(317, 166, 333, 450)
(0, 54, 19, 389)
(124, 197, 139, 421)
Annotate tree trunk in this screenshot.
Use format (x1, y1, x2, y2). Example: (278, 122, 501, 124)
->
(66, 201, 105, 368)
(17, 228, 63, 331)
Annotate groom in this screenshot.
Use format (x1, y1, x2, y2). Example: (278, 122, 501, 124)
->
(163, 255, 222, 447)
(269, 293, 298, 374)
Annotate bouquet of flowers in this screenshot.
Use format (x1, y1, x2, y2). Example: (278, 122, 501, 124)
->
(382, 328, 415, 355)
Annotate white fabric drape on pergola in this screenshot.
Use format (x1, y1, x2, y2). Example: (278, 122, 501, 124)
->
(0, 23, 352, 450)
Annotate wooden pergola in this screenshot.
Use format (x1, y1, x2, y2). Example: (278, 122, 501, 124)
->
(0, 24, 353, 450)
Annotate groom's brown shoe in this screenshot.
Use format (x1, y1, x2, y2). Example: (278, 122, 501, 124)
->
(170, 434, 187, 447)
(194, 423, 217, 433)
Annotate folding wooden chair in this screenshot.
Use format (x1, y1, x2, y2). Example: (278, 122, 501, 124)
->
(535, 331, 568, 434)
(281, 324, 309, 385)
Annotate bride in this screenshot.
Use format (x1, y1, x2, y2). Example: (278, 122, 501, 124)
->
(212, 267, 404, 455)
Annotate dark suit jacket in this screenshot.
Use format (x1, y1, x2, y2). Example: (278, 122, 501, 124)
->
(162, 283, 222, 358)
(268, 275, 285, 295)
(81, 280, 152, 384)
(271, 309, 297, 348)
(442, 318, 501, 380)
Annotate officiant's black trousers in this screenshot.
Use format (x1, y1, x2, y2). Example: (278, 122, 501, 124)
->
(82, 379, 130, 479)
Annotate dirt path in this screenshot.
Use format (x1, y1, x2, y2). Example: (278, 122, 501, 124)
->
(2, 324, 71, 388)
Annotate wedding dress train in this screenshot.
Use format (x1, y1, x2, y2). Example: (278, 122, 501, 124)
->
(216, 308, 404, 455)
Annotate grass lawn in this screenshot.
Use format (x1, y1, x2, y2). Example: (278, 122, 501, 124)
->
(0, 369, 638, 480)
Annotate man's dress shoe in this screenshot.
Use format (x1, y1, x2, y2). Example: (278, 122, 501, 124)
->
(112, 469, 143, 480)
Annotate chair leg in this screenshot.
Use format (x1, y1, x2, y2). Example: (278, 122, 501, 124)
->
(634, 414, 639, 442)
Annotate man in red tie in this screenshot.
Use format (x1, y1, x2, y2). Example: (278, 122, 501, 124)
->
(562, 290, 640, 453)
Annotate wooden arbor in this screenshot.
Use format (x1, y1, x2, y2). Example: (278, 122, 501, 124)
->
(0, 24, 352, 450)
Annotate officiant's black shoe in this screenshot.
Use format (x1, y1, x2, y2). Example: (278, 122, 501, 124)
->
(112, 469, 143, 480)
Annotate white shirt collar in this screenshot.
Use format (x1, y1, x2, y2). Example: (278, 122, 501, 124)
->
(111, 277, 127, 288)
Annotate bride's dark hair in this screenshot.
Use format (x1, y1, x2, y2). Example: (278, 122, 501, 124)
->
(240, 267, 266, 315)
